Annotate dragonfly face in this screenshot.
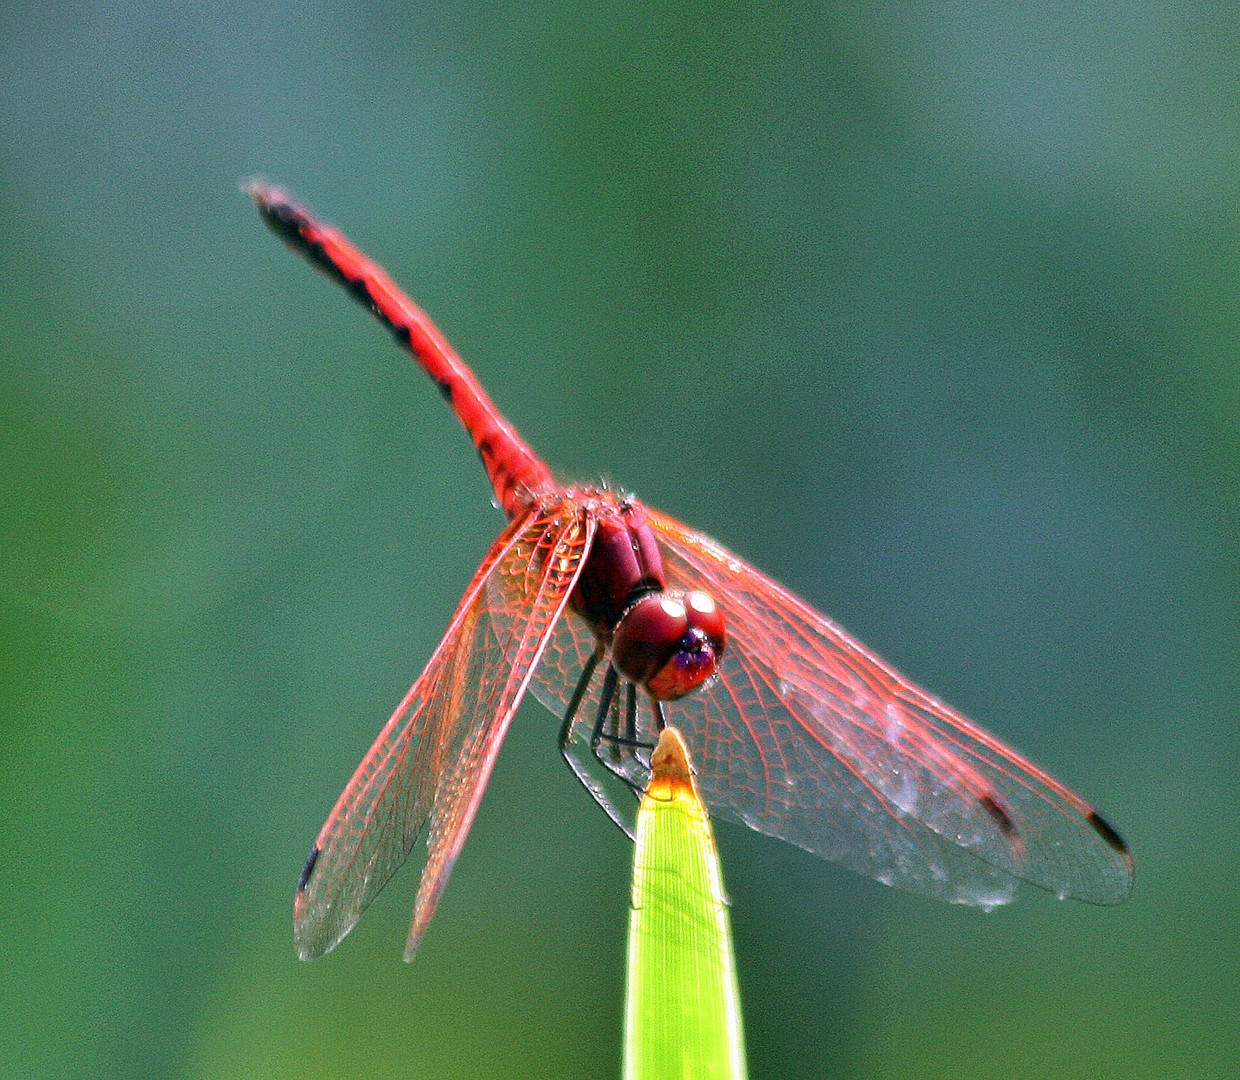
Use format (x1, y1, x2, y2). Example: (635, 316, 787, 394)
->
(611, 588, 726, 700)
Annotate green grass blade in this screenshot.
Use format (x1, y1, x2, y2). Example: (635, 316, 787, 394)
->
(623, 727, 747, 1080)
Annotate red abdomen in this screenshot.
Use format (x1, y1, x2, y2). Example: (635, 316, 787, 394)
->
(248, 183, 553, 516)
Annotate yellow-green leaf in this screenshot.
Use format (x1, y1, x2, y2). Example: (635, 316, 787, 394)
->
(623, 727, 747, 1080)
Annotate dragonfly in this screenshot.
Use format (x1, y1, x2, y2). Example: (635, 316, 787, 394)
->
(247, 184, 1133, 961)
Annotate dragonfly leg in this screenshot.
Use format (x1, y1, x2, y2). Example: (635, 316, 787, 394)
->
(557, 644, 604, 755)
(591, 663, 621, 764)
(651, 697, 667, 733)
(559, 646, 637, 838)
(587, 666, 660, 803)
(623, 682, 639, 746)
(591, 670, 656, 753)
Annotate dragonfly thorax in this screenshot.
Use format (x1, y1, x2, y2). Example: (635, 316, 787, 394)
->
(569, 498, 667, 631)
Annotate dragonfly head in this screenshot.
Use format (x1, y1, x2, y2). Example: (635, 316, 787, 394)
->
(611, 589, 726, 700)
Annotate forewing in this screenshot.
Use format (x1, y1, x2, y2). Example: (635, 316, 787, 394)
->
(646, 510, 1133, 907)
(294, 506, 592, 960)
(403, 505, 594, 957)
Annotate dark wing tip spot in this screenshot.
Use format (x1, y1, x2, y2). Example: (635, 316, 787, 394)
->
(979, 793, 1019, 838)
(297, 844, 320, 893)
(1087, 810, 1130, 855)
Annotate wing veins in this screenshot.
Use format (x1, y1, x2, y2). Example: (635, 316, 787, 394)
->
(294, 509, 551, 958)
(647, 509, 1131, 905)
(404, 509, 594, 956)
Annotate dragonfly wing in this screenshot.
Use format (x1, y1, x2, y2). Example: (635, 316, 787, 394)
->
(405, 505, 594, 958)
(646, 510, 1133, 907)
(530, 595, 1021, 904)
(294, 505, 593, 960)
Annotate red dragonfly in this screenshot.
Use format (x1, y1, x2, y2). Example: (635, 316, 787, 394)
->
(248, 184, 1133, 961)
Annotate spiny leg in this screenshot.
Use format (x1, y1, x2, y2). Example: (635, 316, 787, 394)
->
(591, 667, 657, 755)
(557, 644, 604, 757)
(559, 646, 635, 837)
(591, 663, 621, 766)
(623, 681, 637, 748)
(558, 655, 665, 834)
(589, 664, 661, 799)
(651, 697, 667, 734)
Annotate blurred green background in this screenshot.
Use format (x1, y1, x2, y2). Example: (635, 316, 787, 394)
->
(2, 3, 1236, 1077)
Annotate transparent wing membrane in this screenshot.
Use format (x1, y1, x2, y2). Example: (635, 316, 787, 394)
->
(294, 506, 592, 959)
(647, 511, 1133, 906)
(530, 511, 1132, 908)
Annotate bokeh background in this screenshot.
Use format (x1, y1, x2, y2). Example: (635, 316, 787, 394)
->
(2, 3, 1237, 1077)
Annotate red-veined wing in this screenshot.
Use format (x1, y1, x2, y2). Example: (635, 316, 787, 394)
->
(294, 504, 594, 960)
(646, 509, 1133, 907)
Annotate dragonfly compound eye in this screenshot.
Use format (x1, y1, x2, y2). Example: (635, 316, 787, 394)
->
(611, 589, 726, 700)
